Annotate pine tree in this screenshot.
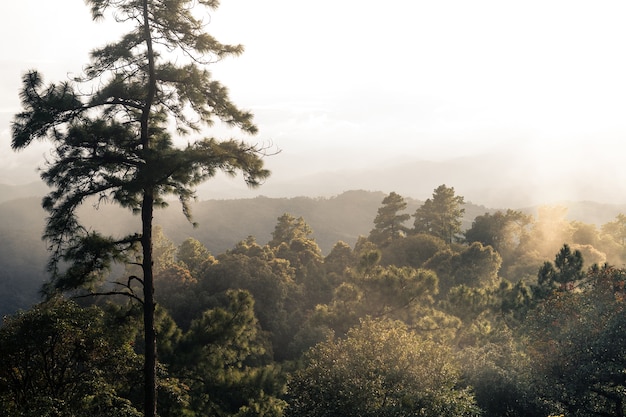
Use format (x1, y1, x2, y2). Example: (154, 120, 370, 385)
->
(11, 1, 269, 416)
(368, 191, 410, 247)
(413, 184, 465, 244)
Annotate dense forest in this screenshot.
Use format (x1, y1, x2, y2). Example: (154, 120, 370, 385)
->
(4, 0, 626, 415)
(2, 187, 625, 316)
(3, 184, 626, 416)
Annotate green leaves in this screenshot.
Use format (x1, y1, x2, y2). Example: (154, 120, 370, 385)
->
(369, 191, 411, 247)
(0, 298, 142, 416)
(287, 318, 479, 417)
(537, 243, 585, 289)
(413, 184, 465, 244)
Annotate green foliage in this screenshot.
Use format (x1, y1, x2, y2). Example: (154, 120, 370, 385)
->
(306, 251, 441, 340)
(425, 242, 502, 296)
(459, 325, 546, 417)
(455, 242, 502, 287)
(413, 184, 465, 244)
(199, 245, 298, 358)
(323, 240, 356, 277)
(380, 232, 446, 268)
(465, 209, 531, 253)
(523, 265, 626, 416)
(12, 2, 270, 415)
(601, 213, 626, 246)
(368, 191, 411, 247)
(268, 214, 329, 309)
(286, 318, 479, 417)
(172, 289, 286, 416)
(12, 180, 626, 416)
(537, 243, 585, 291)
(177, 237, 213, 276)
(0, 298, 142, 416)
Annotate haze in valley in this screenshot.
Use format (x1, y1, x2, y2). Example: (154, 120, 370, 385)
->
(2, 0, 626, 208)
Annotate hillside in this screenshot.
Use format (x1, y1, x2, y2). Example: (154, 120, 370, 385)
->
(2, 186, 626, 317)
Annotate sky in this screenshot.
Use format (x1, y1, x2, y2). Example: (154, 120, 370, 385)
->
(2, 1, 626, 207)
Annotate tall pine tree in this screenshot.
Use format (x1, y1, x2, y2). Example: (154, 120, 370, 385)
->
(368, 191, 410, 247)
(413, 184, 465, 244)
(11, 1, 269, 416)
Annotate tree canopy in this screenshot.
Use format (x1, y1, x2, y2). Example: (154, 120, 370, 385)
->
(286, 318, 479, 417)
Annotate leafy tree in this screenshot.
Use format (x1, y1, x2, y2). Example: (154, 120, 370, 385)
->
(0, 298, 142, 416)
(153, 263, 199, 329)
(498, 279, 535, 325)
(286, 318, 479, 417)
(11, 1, 269, 415)
(309, 251, 440, 338)
(177, 237, 213, 277)
(459, 324, 546, 417)
(523, 265, 626, 416)
(443, 286, 499, 325)
(152, 226, 178, 274)
(424, 242, 502, 296)
(324, 240, 356, 278)
(269, 214, 323, 271)
(455, 242, 502, 288)
(599, 214, 626, 265)
(413, 184, 465, 244)
(380, 233, 446, 269)
(368, 191, 410, 247)
(571, 221, 600, 247)
(465, 210, 530, 252)
(199, 245, 298, 359)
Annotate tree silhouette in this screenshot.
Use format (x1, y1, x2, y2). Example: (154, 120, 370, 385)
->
(11, 1, 269, 416)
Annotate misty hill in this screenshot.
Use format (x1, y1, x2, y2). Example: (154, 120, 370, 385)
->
(3, 188, 626, 317)
(0, 182, 49, 204)
(72, 189, 496, 255)
(212, 146, 626, 208)
(0, 197, 48, 315)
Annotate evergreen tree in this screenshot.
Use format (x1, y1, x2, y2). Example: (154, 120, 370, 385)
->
(368, 191, 410, 247)
(11, 1, 268, 416)
(177, 237, 213, 276)
(413, 184, 465, 244)
(538, 243, 585, 289)
(464, 209, 531, 254)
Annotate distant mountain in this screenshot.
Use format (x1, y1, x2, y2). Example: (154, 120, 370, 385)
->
(193, 147, 626, 208)
(6, 145, 626, 209)
(0, 182, 48, 204)
(0, 197, 48, 316)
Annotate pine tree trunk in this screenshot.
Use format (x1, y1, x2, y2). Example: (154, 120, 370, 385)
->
(142, 188, 157, 417)
(141, 0, 158, 413)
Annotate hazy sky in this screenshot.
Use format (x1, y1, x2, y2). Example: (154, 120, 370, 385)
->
(2, 1, 626, 206)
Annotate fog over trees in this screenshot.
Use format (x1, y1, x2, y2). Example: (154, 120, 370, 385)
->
(3, 183, 626, 415)
(3, 1, 626, 416)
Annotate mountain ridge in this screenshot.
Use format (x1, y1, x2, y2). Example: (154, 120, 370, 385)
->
(2, 188, 626, 317)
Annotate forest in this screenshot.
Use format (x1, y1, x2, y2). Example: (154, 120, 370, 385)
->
(3, 0, 626, 416)
(3, 184, 626, 416)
